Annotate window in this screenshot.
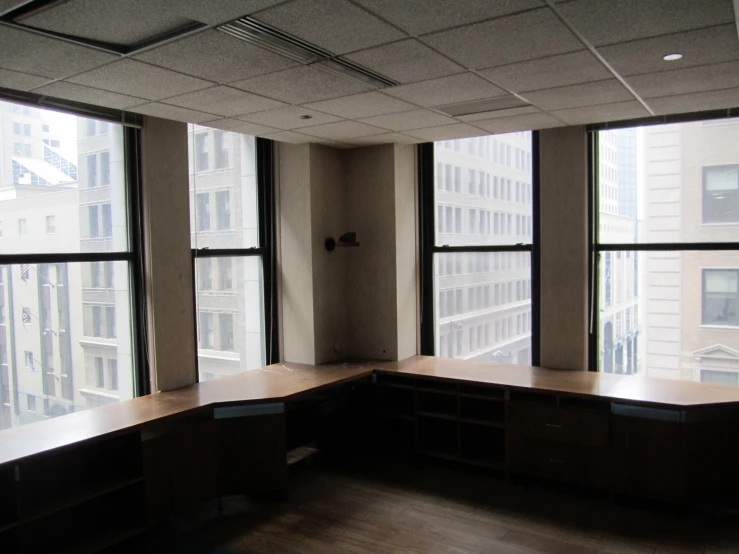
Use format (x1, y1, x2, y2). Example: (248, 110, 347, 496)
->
(46, 215, 55, 234)
(18, 219, 27, 236)
(105, 306, 116, 338)
(104, 261, 114, 288)
(24, 144, 31, 157)
(189, 124, 272, 382)
(424, 132, 537, 366)
(102, 203, 112, 237)
(92, 305, 102, 337)
(95, 357, 104, 387)
(107, 359, 118, 391)
(592, 119, 739, 382)
(702, 270, 738, 326)
(87, 119, 96, 136)
(101, 152, 110, 186)
(43, 124, 49, 132)
(87, 154, 98, 187)
(91, 261, 100, 288)
(24, 124, 30, 136)
(24, 351, 33, 370)
(13, 122, 20, 135)
(89, 206, 99, 238)
(13, 142, 22, 155)
(27, 395, 36, 412)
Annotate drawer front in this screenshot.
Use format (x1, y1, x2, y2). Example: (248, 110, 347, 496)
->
(509, 438, 605, 489)
(508, 402, 609, 447)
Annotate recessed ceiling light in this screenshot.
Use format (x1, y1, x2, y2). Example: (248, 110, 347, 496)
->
(299, 115, 313, 120)
(663, 53, 683, 61)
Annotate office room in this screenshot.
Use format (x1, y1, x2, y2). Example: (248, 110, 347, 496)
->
(1, 0, 739, 552)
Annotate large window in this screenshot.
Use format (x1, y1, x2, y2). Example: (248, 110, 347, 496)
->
(188, 125, 275, 382)
(591, 119, 739, 383)
(0, 100, 144, 431)
(421, 133, 538, 366)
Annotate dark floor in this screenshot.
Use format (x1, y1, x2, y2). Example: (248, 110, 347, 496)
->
(148, 454, 739, 554)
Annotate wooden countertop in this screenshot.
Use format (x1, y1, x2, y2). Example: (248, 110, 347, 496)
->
(4, 355, 739, 467)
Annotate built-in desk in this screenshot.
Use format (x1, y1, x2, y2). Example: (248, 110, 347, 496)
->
(1, 356, 739, 553)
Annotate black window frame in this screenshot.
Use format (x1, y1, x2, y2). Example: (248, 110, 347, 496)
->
(418, 133, 541, 365)
(191, 138, 278, 380)
(587, 108, 739, 372)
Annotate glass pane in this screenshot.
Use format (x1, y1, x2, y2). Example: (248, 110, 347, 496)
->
(0, 100, 129, 254)
(598, 119, 739, 243)
(597, 250, 739, 384)
(0, 261, 135, 430)
(188, 124, 258, 249)
(194, 256, 265, 381)
(434, 133, 533, 247)
(434, 252, 532, 365)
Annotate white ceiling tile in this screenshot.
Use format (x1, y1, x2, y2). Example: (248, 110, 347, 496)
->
(344, 39, 464, 84)
(303, 92, 416, 119)
(424, 8, 583, 70)
(647, 88, 739, 115)
(238, 106, 343, 130)
(357, 109, 456, 131)
(22, 0, 194, 46)
(299, 120, 388, 140)
(346, 132, 424, 145)
(473, 112, 564, 133)
(0, 68, 51, 91)
(254, 0, 405, 55)
(230, 65, 373, 104)
(165, 0, 287, 24)
(549, 101, 650, 125)
(625, 61, 739, 99)
(458, 105, 539, 122)
(68, 59, 212, 100)
(164, 86, 285, 116)
(354, 0, 544, 35)
(383, 73, 506, 107)
(405, 123, 488, 141)
(134, 30, 297, 83)
(128, 102, 220, 123)
(32, 81, 146, 109)
(556, 0, 735, 47)
(204, 118, 280, 135)
(597, 25, 739, 77)
(479, 51, 612, 93)
(261, 130, 315, 143)
(0, 25, 118, 79)
(521, 79, 634, 111)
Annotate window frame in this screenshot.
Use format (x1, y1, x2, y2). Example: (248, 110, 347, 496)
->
(418, 134, 541, 365)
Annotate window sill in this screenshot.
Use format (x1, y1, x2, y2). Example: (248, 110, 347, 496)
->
(700, 324, 739, 330)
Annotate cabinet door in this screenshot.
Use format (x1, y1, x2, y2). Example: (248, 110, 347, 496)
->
(610, 416, 683, 502)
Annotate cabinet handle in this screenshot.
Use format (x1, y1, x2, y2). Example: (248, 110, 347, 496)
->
(545, 423, 562, 429)
(549, 458, 565, 464)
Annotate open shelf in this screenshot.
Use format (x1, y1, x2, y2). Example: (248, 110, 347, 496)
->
(376, 373, 415, 389)
(379, 417, 415, 451)
(418, 416, 458, 458)
(416, 391, 457, 417)
(460, 396, 505, 426)
(459, 384, 505, 399)
(460, 422, 505, 469)
(416, 378, 458, 393)
(378, 386, 414, 419)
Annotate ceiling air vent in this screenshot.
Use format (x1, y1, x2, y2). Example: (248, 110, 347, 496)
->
(437, 96, 531, 117)
(218, 16, 399, 88)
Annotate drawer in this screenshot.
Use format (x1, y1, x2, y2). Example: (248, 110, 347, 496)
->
(508, 402, 609, 447)
(509, 437, 606, 489)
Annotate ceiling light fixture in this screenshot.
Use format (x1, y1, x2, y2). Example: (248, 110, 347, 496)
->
(663, 53, 683, 61)
(299, 115, 313, 120)
(436, 96, 531, 117)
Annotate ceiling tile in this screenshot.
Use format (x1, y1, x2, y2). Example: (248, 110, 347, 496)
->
(303, 92, 415, 119)
(261, 130, 315, 144)
(597, 25, 739, 77)
(346, 132, 424, 145)
(0, 68, 51, 91)
(458, 105, 539, 122)
(134, 30, 297, 83)
(626, 61, 739, 99)
(424, 8, 583, 70)
(204, 118, 280, 135)
(354, 0, 543, 35)
(128, 102, 219, 123)
(550, 101, 650, 125)
(521, 79, 634, 111)
(32, 81, 146, 109)
(164, 85, 286, 116)
(254, 0, 405, 55)
(479, 51, 612, 93)
(0, 25, 118, 79)
(230, 65, 372, 104)
(473, 112, 563, 133)
(299, 120, 388, 140)
(344, 39, 464, 84)
(358, 109, 456, 131)
(22, 0, 195, 46)
(556, 0, 734, 47)
(405, 123, 488, 141)
(165, 0, 287, 24)
(647, 87, 739, 115)
(383, 73, 506, 107)
(238, 106, 343, 129)
(68, 59, 212, 100)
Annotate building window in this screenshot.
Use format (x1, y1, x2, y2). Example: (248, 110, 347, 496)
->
(199, 311, 214, 349)
(107, 359, 118, 391)
(218, 257, 232, 290)
(91, 261, 100, 288)
(13, 122, 20, 135)
(216, 190, 230, 230)
(198, 257, 212, 290)
(104, 261, 114, 288)
(24, 144, 31, 157)
(702, 269, 738, 326)
(105, 306, 116, 338)
(92, 306, 102, 337)
(101, 152, 110, 186)
(87, 119, 96, 136)
(703, 165, 739, 223)
(24, 351, 33, 370)
(195, 133, 208, 171)
(95, 357, 104, 387)
(87, 154, 98, 187)
(46, 215, 55, 234)
(700, 370, 738, 385)
(219, 313, 234, 351)
(18, 218, 27, 236)
(102, 203, 112, 237)
(196, 193, 210, 231)
(89, 205, 99, 238)
(26, 395, 36, 412)
(214, 130, 229, 169)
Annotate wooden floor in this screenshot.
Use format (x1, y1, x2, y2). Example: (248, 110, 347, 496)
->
(148, 454, 739, 554)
